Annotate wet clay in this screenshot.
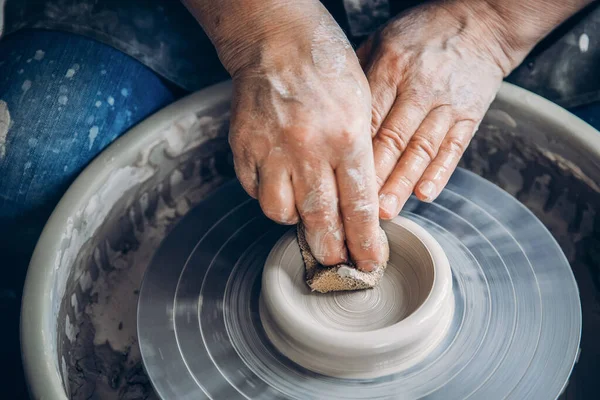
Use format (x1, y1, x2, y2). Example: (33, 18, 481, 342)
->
(260, 216, 454, 379)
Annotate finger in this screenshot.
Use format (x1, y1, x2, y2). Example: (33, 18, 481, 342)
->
(372, 95, 430, 190)
(378, 105, 454, 219)
(415, 119, 478, 202)
(294, 164, 347, 266)
(364, 58, 398, 138)
(258, 162, 299, 225)
(232, 152, 259, 199)
(229, 121, 260, 199)
(336, 149, 387, 272)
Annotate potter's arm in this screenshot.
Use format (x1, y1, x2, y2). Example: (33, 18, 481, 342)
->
(181, 0, 388, 271)
(474, 0, 596, 75)
(181, 0, 321, 76)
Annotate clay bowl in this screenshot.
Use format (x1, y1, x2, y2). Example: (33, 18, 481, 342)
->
(260, 216, 453, 379)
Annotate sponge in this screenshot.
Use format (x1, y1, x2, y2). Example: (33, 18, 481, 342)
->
(296, 223, 389, 293)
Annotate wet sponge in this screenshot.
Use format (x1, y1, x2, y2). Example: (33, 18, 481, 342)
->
(296, 223, 389, 293)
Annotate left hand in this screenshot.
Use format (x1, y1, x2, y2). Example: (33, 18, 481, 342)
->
(357, 1, 508, 219)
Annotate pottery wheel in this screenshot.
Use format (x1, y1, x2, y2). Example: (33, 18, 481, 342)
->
(137, 168, 581, 399)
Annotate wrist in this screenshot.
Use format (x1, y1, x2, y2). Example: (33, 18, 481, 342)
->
(183, 0, 323, 76)
(452, 0, 593, 76)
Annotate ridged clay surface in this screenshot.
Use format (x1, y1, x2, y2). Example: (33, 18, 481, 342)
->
(261, 217, 454, 378)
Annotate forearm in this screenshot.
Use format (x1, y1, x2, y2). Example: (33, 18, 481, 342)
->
(465, 0, 595, 74)
(181, 0, 323, 75)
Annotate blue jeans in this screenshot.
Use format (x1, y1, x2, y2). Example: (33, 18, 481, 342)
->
(0, 30, 181, 398)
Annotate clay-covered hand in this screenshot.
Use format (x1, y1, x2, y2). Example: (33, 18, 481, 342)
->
(357, 2, 509, 218)
(228, 10, 385, 271)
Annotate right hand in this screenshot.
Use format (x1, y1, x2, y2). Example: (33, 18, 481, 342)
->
(228, 11, 387, 271)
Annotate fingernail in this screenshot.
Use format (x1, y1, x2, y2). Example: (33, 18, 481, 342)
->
(379, 193, 398, 216)
(418, 180, 437, 202)
(356, 260, 378, 272)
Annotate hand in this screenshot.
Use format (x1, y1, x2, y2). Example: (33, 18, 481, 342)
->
(357, 2, 508, 218)
(228, 10, 386, 271)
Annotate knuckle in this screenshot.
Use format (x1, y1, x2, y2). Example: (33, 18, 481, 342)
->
(428, 116, 448, 133)
(409, 135, 438, 162)
(430, 162, 451, 178)
(347, 202, 378, 223)
(288, 128, 317, 148)
(443, 136, 468, 156)
(301, 208, 335, 228)
(335, 129, 360, 146)
(396, 175, 415, 190)
(380, 47, 408, 70)
(378, 125, 409, 153)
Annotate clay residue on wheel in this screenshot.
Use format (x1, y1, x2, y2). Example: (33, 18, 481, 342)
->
(0, 100, 11, 158)
(55, 105, 235, 399)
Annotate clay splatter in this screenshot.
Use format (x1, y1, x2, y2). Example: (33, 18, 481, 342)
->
(20, 80, 32, 103)
(579, 33, 590, 53)
(88, 126, 99, 150)
(95, 101, 102, 108)
(34, 50, 45, 61)
(121, 88, 129, 97)
(0, 101, 11, 159)
(65, 63, 80, 79)
(107, 96, 115, 106)
(22, 80, 32, 93)
(58, 95, 68, 106)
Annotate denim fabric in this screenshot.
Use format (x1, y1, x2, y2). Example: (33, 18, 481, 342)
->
(570, 102, 600, 132)
(0, 29, 179, 398)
